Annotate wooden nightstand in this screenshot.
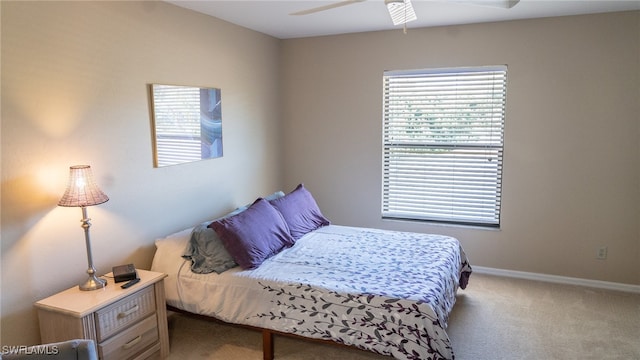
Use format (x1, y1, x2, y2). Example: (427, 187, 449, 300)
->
(35, 269, 170, 360)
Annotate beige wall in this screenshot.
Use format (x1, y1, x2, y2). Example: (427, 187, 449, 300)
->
(1, 1, 282, 345)
(0, 0, 3, 345)
(2, 0, 639, 348)
(281, 12, 640, 285)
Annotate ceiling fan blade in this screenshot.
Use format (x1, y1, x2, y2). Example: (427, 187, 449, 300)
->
(453, 0, 520, 9)
(290, 0, 366, 16)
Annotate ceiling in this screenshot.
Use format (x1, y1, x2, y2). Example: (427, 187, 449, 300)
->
(165, 0, 640, 39)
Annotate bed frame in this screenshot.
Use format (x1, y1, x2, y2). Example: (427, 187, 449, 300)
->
(167, 305, 380, 360)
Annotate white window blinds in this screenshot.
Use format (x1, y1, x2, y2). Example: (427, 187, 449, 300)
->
(382, 66, 507, 227)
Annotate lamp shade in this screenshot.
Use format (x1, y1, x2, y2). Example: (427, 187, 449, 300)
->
(58, 165, 109, 207)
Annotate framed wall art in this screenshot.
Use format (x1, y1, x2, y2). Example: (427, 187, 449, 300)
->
(150, 84, 223, 167)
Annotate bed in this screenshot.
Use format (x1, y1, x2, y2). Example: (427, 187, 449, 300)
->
(150, 185, 472, 360)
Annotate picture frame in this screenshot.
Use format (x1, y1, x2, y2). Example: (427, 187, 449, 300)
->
(150, 83, 223, 167)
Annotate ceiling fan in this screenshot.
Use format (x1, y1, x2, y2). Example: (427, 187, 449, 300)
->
(290, 0, 521, 26)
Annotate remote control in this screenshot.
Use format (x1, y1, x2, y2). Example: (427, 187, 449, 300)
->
(121, 278, 140, 289)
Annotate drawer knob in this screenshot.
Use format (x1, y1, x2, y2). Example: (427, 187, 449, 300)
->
(117, 304, 139, 319)
(122, 335, 142, 350)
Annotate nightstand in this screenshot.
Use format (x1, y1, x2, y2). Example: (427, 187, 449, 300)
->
(35, 269, 170, 360)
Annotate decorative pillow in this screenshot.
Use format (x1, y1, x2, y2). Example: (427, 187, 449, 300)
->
(182, 223, 237, 274)
(269, 184, 330, 240)
(209, 198, 295, 269)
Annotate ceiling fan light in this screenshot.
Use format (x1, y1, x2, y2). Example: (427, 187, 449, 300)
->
(385, 0, 417, 26)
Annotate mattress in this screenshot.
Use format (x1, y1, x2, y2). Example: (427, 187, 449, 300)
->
(151, 224, 471, 360)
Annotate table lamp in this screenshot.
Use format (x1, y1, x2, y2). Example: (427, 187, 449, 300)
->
(58, 165, 109, 291)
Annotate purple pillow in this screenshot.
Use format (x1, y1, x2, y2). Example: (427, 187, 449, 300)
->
(209, 198, 295, 269)
(269, 184, 330, 240)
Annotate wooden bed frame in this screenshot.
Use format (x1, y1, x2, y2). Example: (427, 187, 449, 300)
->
(166, 305, 380, 360)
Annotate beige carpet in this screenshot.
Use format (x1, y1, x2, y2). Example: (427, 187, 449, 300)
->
(165, 273, 640, 359)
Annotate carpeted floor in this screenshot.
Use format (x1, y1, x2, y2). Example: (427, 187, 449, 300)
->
(165, 273, 640, 360)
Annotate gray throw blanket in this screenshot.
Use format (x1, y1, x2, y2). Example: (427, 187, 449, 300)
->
(182, 223, 237, 274)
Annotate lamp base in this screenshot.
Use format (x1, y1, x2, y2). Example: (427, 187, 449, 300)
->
(79, 274, 107, 291)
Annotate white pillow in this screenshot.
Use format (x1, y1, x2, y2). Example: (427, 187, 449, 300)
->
(150, 228, 192, 273)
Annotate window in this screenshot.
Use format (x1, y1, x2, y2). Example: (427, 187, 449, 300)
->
(382, 66, 507, 227)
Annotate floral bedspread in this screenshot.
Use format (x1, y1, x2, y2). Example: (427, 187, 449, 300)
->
(240, 225, 472, 360)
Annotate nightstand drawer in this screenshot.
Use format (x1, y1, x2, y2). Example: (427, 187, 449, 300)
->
(99, 313, 159, 360)
(96, 286, 156, 341)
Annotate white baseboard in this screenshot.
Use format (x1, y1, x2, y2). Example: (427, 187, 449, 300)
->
(473, 266, 640, 294)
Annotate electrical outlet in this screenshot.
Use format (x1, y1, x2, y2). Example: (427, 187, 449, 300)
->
(596, 246, 608, 260)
